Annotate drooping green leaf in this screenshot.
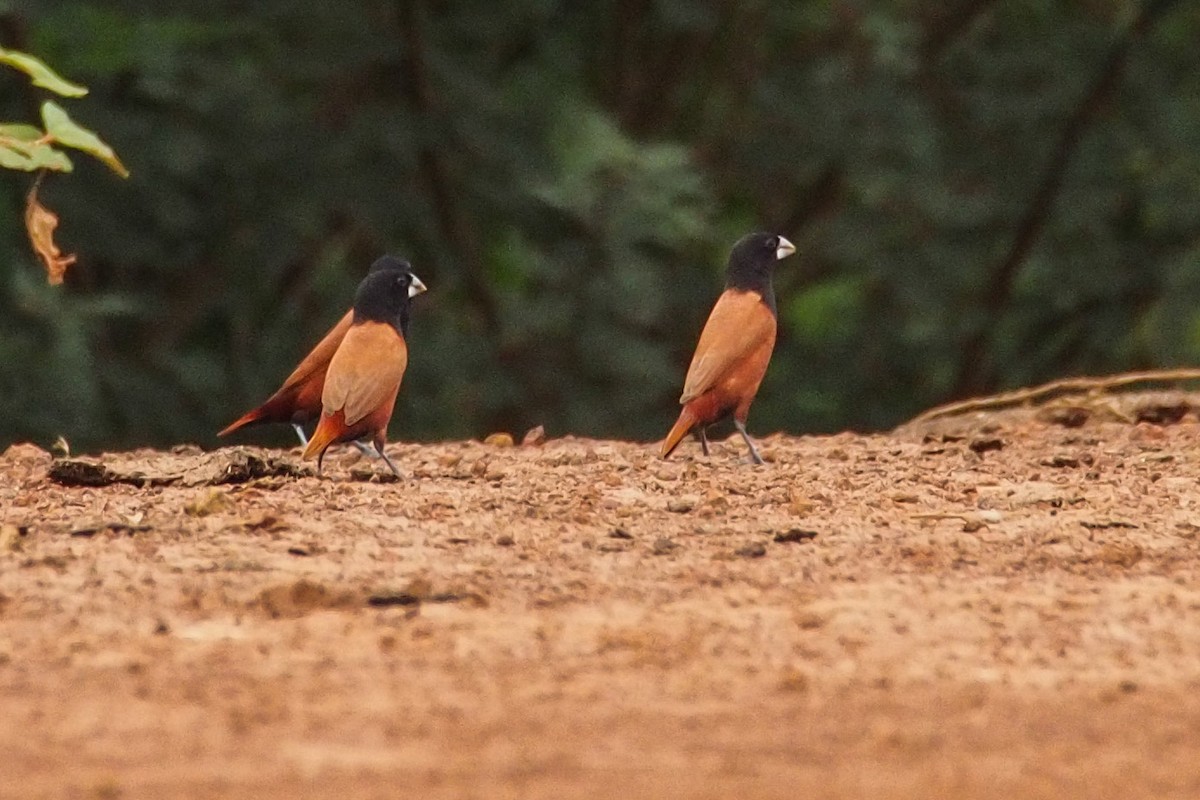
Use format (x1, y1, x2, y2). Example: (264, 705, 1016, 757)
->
(0, 120, 75, 171)
(0, 141, 73, 172)
(0, 142, 35, 170)
(40, 101, 128, 177)
(0, 46, 88, 97)
(27, 142, 74, 172)
(0, 123, 45, 142)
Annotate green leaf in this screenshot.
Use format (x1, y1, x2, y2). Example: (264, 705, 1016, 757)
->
(0, 46, 88, 97)
(0, 142, 34, 170)
(0, 118, 76, 172)
(0, 141, 73, 172)
(0, 122, 44, 142)
(40, 101, 128, 177)
(27, 142, 74, 171)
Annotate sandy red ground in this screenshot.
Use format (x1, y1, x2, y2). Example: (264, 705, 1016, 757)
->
(2, 393, 1199, 798)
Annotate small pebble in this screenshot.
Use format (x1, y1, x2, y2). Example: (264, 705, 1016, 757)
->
(734, 542, 767, 558)
(651, 537, 679, 555)
(667, 497, 697, 513)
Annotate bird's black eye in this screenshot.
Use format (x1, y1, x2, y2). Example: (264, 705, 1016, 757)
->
(767, 236, 779, 250)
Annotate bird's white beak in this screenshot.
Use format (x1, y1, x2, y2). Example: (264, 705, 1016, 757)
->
(776, 236, 796, 260)
(409, 274, 428, 297)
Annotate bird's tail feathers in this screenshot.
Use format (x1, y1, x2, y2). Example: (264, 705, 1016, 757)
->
(218, 407, 267, 438)
(660, 406, 698, 459)
(302, 412, 344, 461)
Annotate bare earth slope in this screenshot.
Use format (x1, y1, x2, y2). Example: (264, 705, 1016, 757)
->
(2, 392, 1200, 799)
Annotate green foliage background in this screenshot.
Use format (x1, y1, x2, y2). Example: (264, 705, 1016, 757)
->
(1, 1, 1198, 451)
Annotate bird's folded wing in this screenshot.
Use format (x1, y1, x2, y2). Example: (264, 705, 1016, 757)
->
(277, 310, 353, 393)
(322, 322, 409, 427)
(680, 290, 774, 405)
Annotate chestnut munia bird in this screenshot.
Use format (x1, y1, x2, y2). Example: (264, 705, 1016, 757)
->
(218, 255, 419, 448)
(660, 232, 795, 464)
(302, 263, 426, 477)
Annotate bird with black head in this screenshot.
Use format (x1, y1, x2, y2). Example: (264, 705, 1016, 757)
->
(302, 261, 426, 477)
(218, 255, 422, 451)
(661, 232, 795, 464)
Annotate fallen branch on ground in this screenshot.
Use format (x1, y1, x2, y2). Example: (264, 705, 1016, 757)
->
(908, 368, 1200, 425)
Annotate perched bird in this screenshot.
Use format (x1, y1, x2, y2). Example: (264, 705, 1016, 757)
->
(660, 232, 795, 464)
(218, 255, 413, 448)
(302, 263, 426, 477)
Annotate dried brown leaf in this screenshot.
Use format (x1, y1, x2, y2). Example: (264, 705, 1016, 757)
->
(521, 425, 546, 447)
(24, 183, 76, 285)
(484, 432, 514, 447)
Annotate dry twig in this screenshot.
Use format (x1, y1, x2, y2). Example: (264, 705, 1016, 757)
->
(909, 368, 1200, 425)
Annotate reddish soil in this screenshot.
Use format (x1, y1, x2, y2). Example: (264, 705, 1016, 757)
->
(2, 392, 1200, 799)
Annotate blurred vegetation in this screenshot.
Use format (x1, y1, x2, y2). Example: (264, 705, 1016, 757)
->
(1, 0, 1198, 451)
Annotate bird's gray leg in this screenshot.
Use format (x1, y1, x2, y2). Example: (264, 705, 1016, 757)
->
(733, 419, 764, 465)
(375, 442, 402, 478)
(290, 421, 374, 459)
(698, 427, 710, 456)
